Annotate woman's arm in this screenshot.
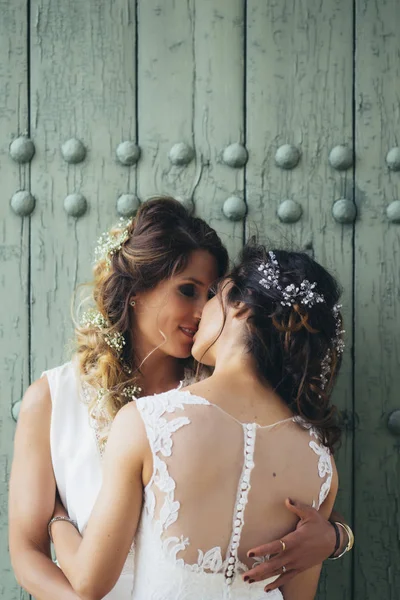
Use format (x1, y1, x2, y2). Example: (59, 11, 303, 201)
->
(8, 378, 81, 600)
(50, 402, 150, 600)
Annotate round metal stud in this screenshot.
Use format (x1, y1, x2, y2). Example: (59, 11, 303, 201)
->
(12, 401, 22, 422)
(386, 200, 400, 223)
(61, 138, 86, 164)
(168, 142, 194, 166)
(222, 196, 246, 221)
(176, 196, 195, 214)
(332, 199, 357, 224)
(387, 410, 400, 436)
(329, 145, 353, 171)
(277, 199, 302, 223)
(11, 190, 36, 216)
(386, 147, 400, 171)
(116, 194, 140, 217)
(275, 144, 300, 169)
(9, 136, 35, 163)
(116, 141, 141, 166)
(64, 193, 87, 218)
(222, 143, 248, 168)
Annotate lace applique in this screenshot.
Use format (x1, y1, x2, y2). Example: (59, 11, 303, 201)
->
(309, 440, 332, 508)
(138, 391, 239, 577)
(138, 392, 208, 533)
(294, 417, 332, 508)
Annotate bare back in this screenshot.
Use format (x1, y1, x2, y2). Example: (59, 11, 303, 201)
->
(131, 388, 332, 599)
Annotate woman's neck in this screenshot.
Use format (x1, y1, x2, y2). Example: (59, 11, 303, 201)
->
(133, 350, 186, 396)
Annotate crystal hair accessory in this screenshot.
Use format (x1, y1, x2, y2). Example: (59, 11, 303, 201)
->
(80, 308, 126, 354)
(258, 251, 345, 392)
(320, 303, 345, 392)
(258, 252, 325, 307)
(94, 217, 132, 267)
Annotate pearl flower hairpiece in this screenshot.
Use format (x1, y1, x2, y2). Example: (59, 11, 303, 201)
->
(258, 251, 345, 392)
(258, 252, 325, 308)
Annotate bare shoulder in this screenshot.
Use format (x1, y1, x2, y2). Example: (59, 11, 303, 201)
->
(108, 401, 148, 452)
(19, 376, 51, 420)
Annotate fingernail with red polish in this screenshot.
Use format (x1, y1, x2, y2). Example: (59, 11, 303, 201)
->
(243, 576, 249, 582)
(248, 552, 255, 558)
(249, 579, 255, 584)
(288, 498, 295, 505)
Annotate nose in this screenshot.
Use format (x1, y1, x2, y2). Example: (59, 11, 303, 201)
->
(194, 294, 208, 322)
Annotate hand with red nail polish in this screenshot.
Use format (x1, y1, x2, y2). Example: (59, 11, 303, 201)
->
(243, 497, 341, 594)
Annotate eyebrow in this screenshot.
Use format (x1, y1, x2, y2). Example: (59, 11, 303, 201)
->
(183, 277, 206, 287)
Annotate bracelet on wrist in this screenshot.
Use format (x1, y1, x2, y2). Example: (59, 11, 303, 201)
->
(328, 521, 354, 560)
(48, 516, 78, 543)
(328, 521, 341, 559)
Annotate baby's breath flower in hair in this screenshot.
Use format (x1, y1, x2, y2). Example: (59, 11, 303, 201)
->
(81, 308, 126, 355)
(121, 385, 142, 400)
(94, 217, 132, 268)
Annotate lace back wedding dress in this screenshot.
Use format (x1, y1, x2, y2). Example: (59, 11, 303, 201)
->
(132, 388, 332, 599)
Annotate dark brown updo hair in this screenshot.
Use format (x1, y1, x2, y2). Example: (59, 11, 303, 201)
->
(225, 244, 343, 451)
(75, 196, 229, 427)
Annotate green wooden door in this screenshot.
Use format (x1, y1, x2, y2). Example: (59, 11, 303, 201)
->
(1, 1, 399, 599)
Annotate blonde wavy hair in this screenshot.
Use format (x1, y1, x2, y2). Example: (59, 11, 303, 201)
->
(73, 196, 228, 436)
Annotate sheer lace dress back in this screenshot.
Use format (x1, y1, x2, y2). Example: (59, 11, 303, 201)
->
(132, 388, 332, 599)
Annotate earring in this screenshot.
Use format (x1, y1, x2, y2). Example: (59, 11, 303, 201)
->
(130, 300, 136, 307)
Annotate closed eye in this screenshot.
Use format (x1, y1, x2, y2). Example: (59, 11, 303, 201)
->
(179, 283, 197, 298)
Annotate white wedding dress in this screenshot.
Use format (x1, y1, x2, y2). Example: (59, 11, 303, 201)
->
(131, 387, 333, 599)
(43, 361, 135, 599)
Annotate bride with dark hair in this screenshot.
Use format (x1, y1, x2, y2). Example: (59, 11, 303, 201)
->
(44, 241, 352, 600)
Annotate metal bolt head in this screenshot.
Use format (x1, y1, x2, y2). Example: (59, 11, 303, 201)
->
(116, 141, 141, 166)
(61, 138, 86, 164)
(168, 142, 194, 166)
(222, 143, 248, 168)
(64, 193, 88, 218)
(116, 194, 140, 217)
(11, 190, 36, 216)
(275, 144, 300, 169)
(277, 199, 303, 223)
(387, 410, 400, 436)
(12, 401, 22, 422)
(386, 200, 400, 223)
(386, 147, 400, 171)
(9, 136, 35, 163)
(332, 199, 357, 224)
(329, 145, 353, 171)
(222, 196, 246, 221)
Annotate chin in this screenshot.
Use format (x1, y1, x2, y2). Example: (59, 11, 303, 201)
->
(191, 343, 207, 364)
(170, 344, 193, 360)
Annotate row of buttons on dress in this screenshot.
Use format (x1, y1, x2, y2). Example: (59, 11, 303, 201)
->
(225, 423, 256, 585)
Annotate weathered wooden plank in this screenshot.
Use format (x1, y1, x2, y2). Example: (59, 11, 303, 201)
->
(136, 0, 197, 204)
(246, 3, 354, 598)
(30, 0, 137, 377)
(354, 0, 400, 596)
(191, 0, 245, 259)
(0, 2, 30, 597)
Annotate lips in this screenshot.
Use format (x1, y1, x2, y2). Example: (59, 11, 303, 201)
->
(179, 326, 197, 340)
